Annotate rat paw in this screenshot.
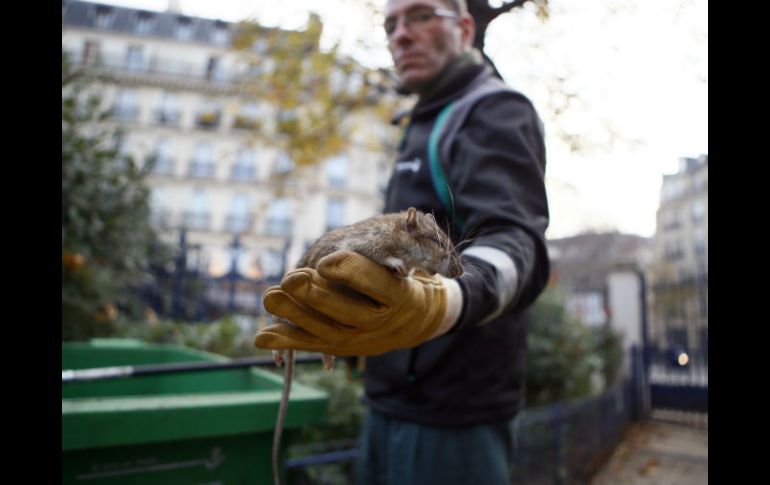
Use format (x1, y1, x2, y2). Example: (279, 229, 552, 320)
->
(321, 353, 336, 371)
(383, 257, 408, 278)
(272, 350, 285, 367)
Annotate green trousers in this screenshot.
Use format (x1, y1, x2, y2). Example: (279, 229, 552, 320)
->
(355, 408, 518, 485)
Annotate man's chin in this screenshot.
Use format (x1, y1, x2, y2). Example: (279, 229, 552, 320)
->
(397, 69, 431, 94)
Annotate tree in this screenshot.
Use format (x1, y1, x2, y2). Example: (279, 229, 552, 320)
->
(526, 286, 622, 407)
(467, 0, 549, 78)
(62, 50, 169, 340)
(230, 14, 399, 182)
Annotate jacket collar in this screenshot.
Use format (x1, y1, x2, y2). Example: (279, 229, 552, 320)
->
(409, 50, 490, 120)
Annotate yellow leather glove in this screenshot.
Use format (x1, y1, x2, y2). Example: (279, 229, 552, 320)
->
(254, 250, 463, 356)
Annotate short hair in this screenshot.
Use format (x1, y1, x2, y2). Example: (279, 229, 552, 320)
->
(441, 0, 469, 15)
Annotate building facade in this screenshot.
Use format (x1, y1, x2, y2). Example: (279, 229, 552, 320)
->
(62, 0, 399, 317)
(649, 154, 708, 350)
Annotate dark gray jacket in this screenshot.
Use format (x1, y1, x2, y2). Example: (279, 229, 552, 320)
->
(363, 58, 550, 428)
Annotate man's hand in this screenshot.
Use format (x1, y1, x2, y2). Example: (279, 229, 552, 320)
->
(254, 250, 463, 356)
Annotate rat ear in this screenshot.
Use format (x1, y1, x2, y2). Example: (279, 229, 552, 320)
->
(406, 207, 418, 231)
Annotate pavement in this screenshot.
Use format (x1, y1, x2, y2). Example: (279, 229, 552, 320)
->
(589, 411, 708, 485)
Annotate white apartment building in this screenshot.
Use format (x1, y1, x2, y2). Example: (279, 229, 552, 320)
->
(62, 0, 398, 315)
(649, 154, 708, 350)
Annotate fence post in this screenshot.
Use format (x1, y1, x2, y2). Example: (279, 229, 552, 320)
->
(172, 228, 187, 320)
(552, 403, 566, 485)
(227, 235, 242, 313)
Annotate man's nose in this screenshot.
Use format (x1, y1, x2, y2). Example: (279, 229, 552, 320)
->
(389, 16, 414, 44)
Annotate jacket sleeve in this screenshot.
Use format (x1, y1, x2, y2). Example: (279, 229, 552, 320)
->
(447, 92, 551, 332)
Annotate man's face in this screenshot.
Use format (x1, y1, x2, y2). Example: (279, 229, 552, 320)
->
(384, 0, 473, 94)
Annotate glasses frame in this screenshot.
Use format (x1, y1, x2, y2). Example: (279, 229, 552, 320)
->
(384, 6, 459, 38)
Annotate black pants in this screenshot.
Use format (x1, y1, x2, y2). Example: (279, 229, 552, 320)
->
(356, 408, 518, 485)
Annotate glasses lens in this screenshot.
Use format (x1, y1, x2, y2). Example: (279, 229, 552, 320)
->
(384, 8, 446, 37)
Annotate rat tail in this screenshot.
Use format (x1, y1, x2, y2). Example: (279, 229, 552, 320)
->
(273, 349, 294, 485)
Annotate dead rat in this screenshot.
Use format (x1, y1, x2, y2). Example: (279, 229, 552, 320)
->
(266, 207, 463, 485)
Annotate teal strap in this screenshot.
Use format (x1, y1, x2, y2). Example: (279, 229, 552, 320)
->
(428, 101, 465, 232)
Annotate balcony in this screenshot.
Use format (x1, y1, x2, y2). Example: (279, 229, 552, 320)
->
(82, 53, 236, 86)
(153, 109, 181, 127)
(148, 156, 175, 177)
(182, 212, 211, 231)
(662, 220, 681, 232)
(110, 105, 139, 121)
(232, 115, 261, 131)
(230, 164, 256, 181)
(225, 214, 252, 233)
(664, 248, 684, 261)
(195, 111, 221, 130)
(264, 219, 293, 237)
(150, 209, 173, 229)
(188, 161, 216, 179)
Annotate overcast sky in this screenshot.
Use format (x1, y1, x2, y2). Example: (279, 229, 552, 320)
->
(79, 0, 708, 239)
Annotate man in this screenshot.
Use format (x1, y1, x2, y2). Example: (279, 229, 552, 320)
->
(255, 0, 550, 483)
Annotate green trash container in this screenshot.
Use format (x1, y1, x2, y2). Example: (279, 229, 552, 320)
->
(62, 339, 328, 485)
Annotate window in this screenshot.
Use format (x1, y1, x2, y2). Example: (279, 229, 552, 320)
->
(114, 132, 130, 167)
(189, 143, 215, 179)
(666, 328, 688, 349)
(112, 89, 138, 120)
(263, 249, 285, 280)
(136, 13, 154, 34)
(212, 24, 229, 45)
(661, 209, 680, 231)
(95, 7, 114, 29)
(176, 17, 192, 40)
(205, 56, 223, 82)
(233, 103, 261, 130)
(692, 199, 705, 223)
(185, 190, 210, 230)
(150, 138, 174, 176)
(150, 188, 171, 228)
(326, 198, 345, 230)
(273, 152, 294, 175)
(693, 229, 706, 256)
(195, 99, 221, 129)
(664, 240, 683, 261)
(125, 45, 145, 72)
(227, 194, 250, 232)
(156, 91, 181, 125)
(276, 109, 299, 135)
(694, 172, 708, 192)
(232, 148, 256, 181)
(81, 40, 99, 65)
(326, 156, 348, 188)
(266, 199, 292, 236)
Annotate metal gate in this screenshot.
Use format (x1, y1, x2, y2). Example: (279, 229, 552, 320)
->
(645, 347, 708, 413)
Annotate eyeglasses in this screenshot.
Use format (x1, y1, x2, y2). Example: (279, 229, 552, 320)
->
(384, 7, 458, 38)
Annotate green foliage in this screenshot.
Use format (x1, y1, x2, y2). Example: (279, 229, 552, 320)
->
(231, 15, 398, 173)
(592, 321, 625, 388)
(292, 363, 365, 443)
(525, 287, 623, 407)
(114, 316, 267, 359)
(62, 50, 171, 341)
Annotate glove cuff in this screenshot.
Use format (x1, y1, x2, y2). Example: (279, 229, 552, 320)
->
(428, 276, 463, 339)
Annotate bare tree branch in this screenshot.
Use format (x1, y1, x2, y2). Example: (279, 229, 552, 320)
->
(467, 0, 545, 78)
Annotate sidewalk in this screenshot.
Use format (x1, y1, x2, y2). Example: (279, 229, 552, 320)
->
(589, 412, 708, 485)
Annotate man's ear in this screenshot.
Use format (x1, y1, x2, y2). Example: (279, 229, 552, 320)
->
(459, 13, 475, 49)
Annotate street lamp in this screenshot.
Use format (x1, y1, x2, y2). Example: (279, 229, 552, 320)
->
(227, 235, 242, 313)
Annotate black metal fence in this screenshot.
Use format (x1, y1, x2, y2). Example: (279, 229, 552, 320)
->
(510, 381, 633, 485)
(645, 346, 708, 413)
(281, 377, 638, 485)
(138, 229, 289, 322)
